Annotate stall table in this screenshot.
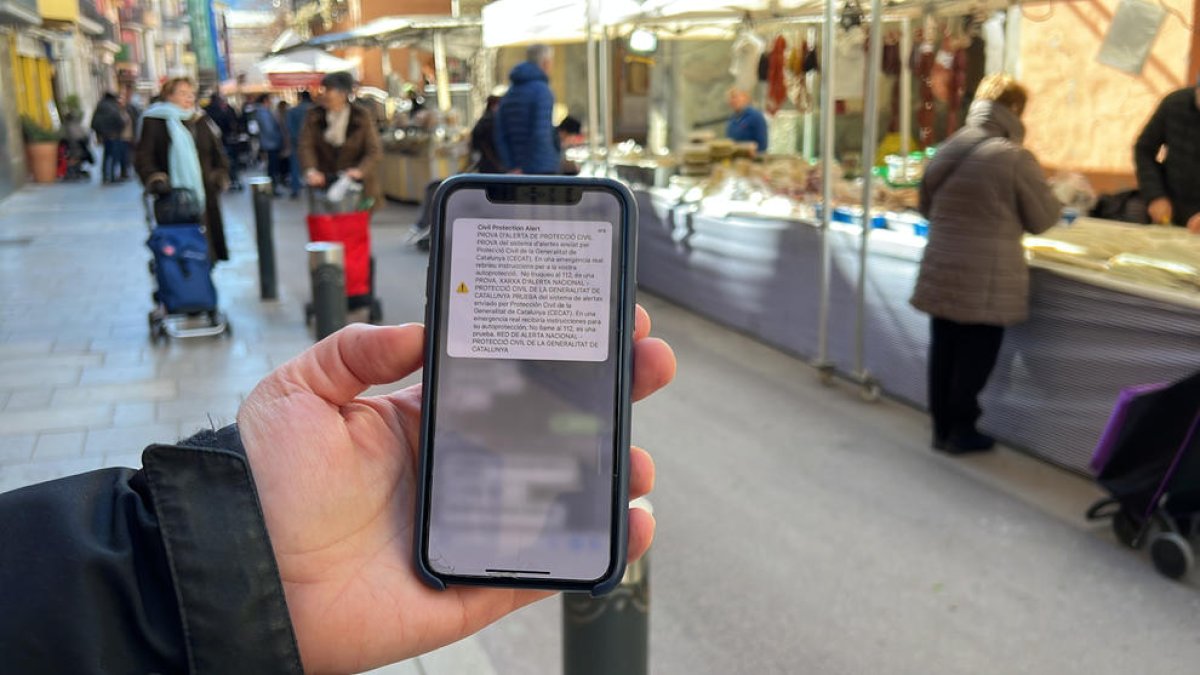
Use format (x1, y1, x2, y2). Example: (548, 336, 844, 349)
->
(637, 189, 1200, 473)
(381, 139, 468, 202)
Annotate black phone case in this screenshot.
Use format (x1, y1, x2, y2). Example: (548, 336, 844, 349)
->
(414, 174, 638, 596)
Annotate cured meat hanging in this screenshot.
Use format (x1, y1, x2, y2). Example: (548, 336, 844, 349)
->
(767, 36, 789, 114)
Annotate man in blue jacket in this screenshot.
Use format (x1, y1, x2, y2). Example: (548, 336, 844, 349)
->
(253, 95, 286, 195)
(286, 91, 314, 198)
(726, 87, 769, 154)
(495, 44, 560, 174)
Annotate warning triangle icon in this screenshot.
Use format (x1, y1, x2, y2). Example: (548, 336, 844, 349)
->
(456, 282, 470, 294)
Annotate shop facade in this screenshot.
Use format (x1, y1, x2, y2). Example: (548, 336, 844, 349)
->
(1, 0, 46, 200)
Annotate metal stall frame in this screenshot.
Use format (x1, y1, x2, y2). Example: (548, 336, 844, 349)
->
(622, 1, 998, 400)
(814, 0, 838, 383)
(853, 0, 884, 401)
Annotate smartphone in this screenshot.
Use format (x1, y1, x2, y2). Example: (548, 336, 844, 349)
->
(415, 175, 638, 595)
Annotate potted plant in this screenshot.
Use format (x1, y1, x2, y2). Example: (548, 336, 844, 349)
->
(21, 115, 61, 183)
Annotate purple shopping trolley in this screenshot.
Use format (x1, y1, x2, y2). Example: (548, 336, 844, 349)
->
(1086, 372, 1200, 580)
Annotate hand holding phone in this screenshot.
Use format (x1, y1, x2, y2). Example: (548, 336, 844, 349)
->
(237, 319, 675, 673)
(416, 176, 644, 593)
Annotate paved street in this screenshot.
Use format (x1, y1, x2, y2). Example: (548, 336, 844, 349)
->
(3, 175, 1200, 674)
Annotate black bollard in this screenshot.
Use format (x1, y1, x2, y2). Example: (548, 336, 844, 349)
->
(307, 242, 346, 341)
(562, 497, 651, 675)
(248, 177, 277, 300)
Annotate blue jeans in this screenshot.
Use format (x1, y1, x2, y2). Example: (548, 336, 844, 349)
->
(262, 149, 284, 193)
(288, 155, 302, 196)
(224, 143, 241, 184)
(102, 138, 123, 182)
(120, 140, 132, 178)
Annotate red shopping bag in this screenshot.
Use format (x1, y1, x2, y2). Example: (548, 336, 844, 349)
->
(306, 211, 371, 297)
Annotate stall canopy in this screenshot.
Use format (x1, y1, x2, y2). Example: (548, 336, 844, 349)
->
(481, 0, 653, 47)
(275, 15, 483, 57)
(621, 0, 1008, 31)
(256, 48, 360, 88)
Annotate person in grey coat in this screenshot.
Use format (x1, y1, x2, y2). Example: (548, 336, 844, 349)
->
(911, 74, 1061, 454)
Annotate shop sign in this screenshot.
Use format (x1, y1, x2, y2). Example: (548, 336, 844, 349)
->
(186, 0, 217, 71)
(267, 72, 323, 88)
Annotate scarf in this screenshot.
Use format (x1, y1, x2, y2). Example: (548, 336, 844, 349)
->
(324, 105, 351, 148)
(143, 102, 205, 203)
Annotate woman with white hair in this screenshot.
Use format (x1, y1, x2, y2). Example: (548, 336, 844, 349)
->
(912, 74, 1061, 454)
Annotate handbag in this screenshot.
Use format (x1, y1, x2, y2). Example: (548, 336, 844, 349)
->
(154, 187, 203, 225)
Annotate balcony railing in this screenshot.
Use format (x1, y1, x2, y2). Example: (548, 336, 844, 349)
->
(118, 5, 145, 26)
(101, 16, 119, 42)
(77, 0, 104, 26)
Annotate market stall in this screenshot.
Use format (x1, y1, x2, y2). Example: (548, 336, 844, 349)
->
(597, 0, 1200, 474)
(255, 48, 360, 88)
(279, 16, 483, 201)
(639, 187, 1200, 471)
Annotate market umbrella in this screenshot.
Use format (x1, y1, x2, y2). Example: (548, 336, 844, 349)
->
(255, 48, 360, 88)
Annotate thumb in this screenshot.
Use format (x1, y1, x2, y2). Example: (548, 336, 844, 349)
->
(274, 323, 425, 406)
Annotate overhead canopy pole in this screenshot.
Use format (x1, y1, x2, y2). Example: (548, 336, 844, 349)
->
(815, 0, 837, 376)
(586, 0, 601, 163)
(899, 17, 912, 160)
(802, 25, 816, 162)
(433, 30, 451, 112)
(381, 47, 394, 96)
(599, 25, 614, 174)
(854, 0, 884, 394)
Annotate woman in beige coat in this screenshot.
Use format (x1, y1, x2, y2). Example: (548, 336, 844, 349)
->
(911, 75, 1061, 454)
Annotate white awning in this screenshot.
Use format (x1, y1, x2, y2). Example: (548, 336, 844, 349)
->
(481, 0, 646, 47)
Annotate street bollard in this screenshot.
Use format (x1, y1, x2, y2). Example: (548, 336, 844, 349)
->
(562, 497, 651, 675)
(247, 177, 278, 300)
(307, 242, 346, 341)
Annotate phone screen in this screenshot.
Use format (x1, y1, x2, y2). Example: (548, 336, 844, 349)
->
(423, 181, 630, 583)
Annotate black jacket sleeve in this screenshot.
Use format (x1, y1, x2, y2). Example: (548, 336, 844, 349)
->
(135, 117, 170, 190)
(0, 425, 303, 675)
(1134, 97, 1169, 203)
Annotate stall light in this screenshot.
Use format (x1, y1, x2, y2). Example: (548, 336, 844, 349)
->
(629, 29, 658, 53)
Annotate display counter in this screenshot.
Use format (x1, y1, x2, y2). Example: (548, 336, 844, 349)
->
(637, 190, 1200, 473)
(381, 134, 469, 202)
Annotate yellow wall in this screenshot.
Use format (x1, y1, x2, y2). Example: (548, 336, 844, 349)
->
(1018, 0, 1195, 183)
(36, 0, 79, 23)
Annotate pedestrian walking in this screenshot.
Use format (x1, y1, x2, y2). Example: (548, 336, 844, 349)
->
(254, 95, 285, 195)
(119, 89, 141, 181)
(285, 91, 314, 199)
(135, 77, 232, 261)
(298, 72, 383, 209)
(90, 92, 126, 184)
(205, 93, 244, 190)
(911, 74, 1061, 454)
(494, 44, 560, 175)
(277, 99, 292, 190)
(470, 94, 505, 173)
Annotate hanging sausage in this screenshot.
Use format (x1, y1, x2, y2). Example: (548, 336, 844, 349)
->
(767, 36, 788, 114)
(913, 24, 937, 147)
(882, 33, 902, 133)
